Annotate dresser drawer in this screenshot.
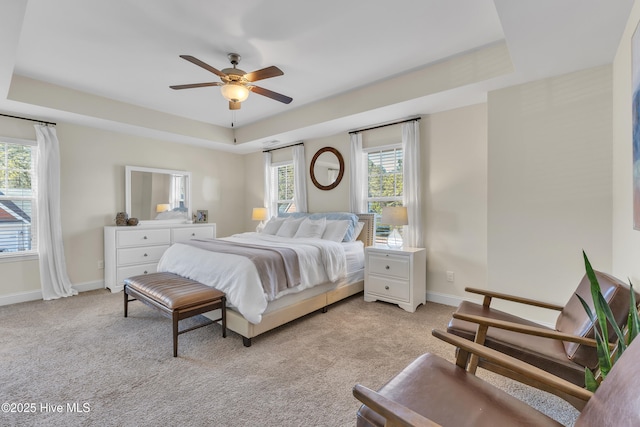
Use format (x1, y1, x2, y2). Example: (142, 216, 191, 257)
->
(366, 275, 410, 302)
(116, 228, 170, 247)
(117, 263, 158, 284)
(172, 226, 215, 243)
(117, 245, 169, 266)
(368, 253, 410, 279)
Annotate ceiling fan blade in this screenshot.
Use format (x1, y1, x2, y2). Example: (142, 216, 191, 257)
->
(229, 101, 241, 110)
(250, 85, 292, 104)
(170, 82, 221, 90)
(244, 66, 284, 82)
(179, 55, 226, 78)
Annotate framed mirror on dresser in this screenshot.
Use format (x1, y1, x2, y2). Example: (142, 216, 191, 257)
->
(125, 165, 191, 224)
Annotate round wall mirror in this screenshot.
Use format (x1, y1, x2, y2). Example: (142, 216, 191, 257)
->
(310, 147, 344, 191)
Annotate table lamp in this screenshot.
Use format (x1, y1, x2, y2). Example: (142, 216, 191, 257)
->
(381, 206, 408, 248)
(252, 207, 268, 232)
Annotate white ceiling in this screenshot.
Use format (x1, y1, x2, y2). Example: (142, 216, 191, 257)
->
(0, 0, 634, 153)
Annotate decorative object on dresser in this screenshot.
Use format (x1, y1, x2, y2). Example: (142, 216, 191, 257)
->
(104, 222, 216, 293)
(381, 206, 408, 248)
(251, 207, 268, 232)
(364, 245, 426, 313)
(115, 212, 128, 226)
(195, 210, 208, 223)
(126, 218, 139, 226)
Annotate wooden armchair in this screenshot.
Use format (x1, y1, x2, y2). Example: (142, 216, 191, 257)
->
(353, 329, 640, 427)
(445, 271, 635, 408)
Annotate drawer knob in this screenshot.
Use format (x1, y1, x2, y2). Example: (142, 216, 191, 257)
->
(143, 236, 148, 240)
(191, 233, 196, 236)
(143, 270, 148, 274)
(385, 286, 389, 290)
(143, 253, 148, 257)
(385, 265, 390, 270)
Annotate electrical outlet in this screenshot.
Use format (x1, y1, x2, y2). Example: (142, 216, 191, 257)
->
(97, 260, 104, 269)
(446, 271, 455, 282)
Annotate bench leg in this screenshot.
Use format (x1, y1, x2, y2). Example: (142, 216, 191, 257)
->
(221, 297, 227, 338)
(124, 285, 128, 318)
(173, 312, 179, 357)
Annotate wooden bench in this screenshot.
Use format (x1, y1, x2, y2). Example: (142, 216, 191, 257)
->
(123, 272, 226, 357)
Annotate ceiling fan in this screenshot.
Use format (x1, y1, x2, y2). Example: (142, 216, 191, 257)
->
(170, 53, 293, 110)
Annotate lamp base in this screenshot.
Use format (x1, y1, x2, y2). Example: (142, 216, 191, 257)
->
(387, 228, 403, 248)
(256, 221, 265, 233)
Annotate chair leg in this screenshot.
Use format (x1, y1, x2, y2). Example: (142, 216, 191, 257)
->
(173, 312, 179, 357)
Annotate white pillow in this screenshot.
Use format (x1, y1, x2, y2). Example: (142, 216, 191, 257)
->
(348, 221, 365, 242)
(262, 216, 286, 235)
(276, 217, 305, 238)
(294, 217, 327, 239)
(322, 220, 350, 242)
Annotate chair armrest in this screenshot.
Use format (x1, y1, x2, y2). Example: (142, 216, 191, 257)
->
(432, 329, 594, 402)
(452, 312, 601, 347)
(353, 384, 441, 427)
(465, 287, 564, 311)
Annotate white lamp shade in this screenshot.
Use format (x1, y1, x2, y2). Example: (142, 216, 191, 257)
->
(381, 206, 408, 226)
(220, 83, 250, 102)
(252, 207, 268, 221)
(156, 203, 171, 213)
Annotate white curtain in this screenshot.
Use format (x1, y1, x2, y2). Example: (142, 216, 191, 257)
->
(292, 144, 308, 213)
(349, 133, 366, 213)
(263, 152, 276, 218)
(35, 125, 77, 300)
(402, 120, 423, 248)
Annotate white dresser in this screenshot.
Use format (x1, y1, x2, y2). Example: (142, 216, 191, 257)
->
(364, 245, 427, 313)
(104, 223, 216, 292)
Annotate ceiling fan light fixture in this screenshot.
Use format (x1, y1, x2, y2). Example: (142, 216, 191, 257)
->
(220, 82, 249, 103)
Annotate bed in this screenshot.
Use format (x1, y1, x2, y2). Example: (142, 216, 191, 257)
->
(156, 212, 375, 346)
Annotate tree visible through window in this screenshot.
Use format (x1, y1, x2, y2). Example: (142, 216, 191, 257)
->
(0, 140, 36, 255)
(366, 147, 403, 242)
(275, 163, 296, 213)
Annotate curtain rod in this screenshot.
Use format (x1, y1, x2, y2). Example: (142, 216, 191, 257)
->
(262, 141, 304, 153)
(0, 113, 56, 126)
(348, 117, 420, 135)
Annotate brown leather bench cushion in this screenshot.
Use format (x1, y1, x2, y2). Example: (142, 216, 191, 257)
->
(356, 353, 562, 427)
(124, 272, 224, 310)
(447, 301, 585, 386)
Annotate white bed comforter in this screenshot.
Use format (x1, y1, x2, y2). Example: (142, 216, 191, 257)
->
(156, 233, 347, 324)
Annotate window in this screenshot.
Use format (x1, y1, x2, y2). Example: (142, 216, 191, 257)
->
(365, 146, 403, 242)
(0, 139, 37, 257)
(274, 162, 296, 213)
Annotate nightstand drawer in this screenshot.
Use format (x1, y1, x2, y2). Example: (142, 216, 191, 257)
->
(368, 253, 410, 279)
(117, 245, 169, 266)
(116, 229, 170, 247)
(366, 275, 410, 301)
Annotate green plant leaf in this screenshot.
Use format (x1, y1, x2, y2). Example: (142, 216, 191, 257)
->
(627, 282, 640, 346)
(583, 251, 611, 347)
(584, 368, 599, 392)
(577, 293, 612, 375)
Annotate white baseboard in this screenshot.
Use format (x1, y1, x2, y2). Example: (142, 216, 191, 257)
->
(0, 280, 105, 307)
(0, 290, 43, 306)
(426, 291, 464, 307)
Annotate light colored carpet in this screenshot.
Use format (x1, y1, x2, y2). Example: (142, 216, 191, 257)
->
(0, 290, 579, 426)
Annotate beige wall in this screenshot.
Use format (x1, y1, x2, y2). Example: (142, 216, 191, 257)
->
(0, 116, 245, 301)
(487, 65, 613, 325)
(613, 1, 640, 285)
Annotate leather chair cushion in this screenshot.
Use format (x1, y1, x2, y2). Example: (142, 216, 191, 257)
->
(556, 271, 633, 369)
(356, 353, 562, 427)
(447, 301, 586, 386)
(124, 272, 224, 310)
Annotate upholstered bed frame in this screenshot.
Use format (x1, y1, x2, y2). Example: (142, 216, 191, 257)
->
(205, 213, 375, 347)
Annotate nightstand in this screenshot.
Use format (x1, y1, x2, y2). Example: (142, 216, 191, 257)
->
(364, 245, 427, 312)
